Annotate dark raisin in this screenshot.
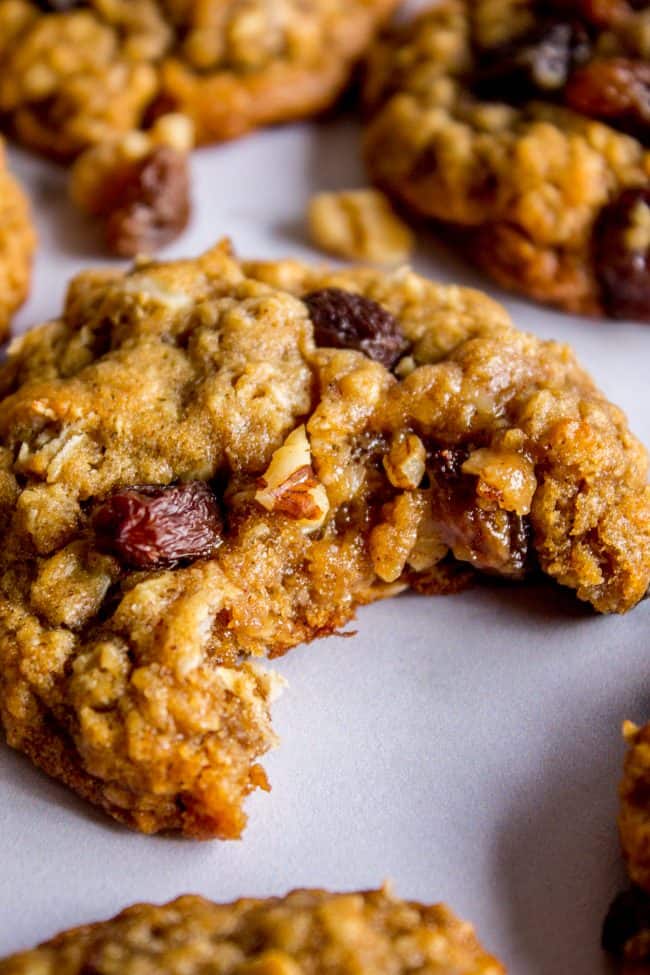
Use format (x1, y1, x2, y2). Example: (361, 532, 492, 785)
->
(33, 0, 83, 9)
(105, 146, 190, 258)
(576, 0, 649, 24)
(427, 446, 531, 578)
(602, 886, 650, 957)
(473, 20, 592, 101)
(303, 288, 408, 369)
(593, 187, 650, 321)
(565, 58, 650, 141)
(93, 481, 223, 569)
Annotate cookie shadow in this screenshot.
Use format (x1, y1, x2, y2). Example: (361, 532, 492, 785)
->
(1, 741, 127, 836)
(491, 689, 650, 974)
(29, 166, 114, 261)
(479, 575, 593, 623)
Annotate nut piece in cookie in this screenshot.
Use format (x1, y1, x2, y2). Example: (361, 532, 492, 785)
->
(255, 425, 330, 532)
(70, 113, 193, 256)
(0, 242, 649, 837)
(0, 887, 506, 975)
(0, 137, 36, 341)
(308, 188, 414, 265)
(362, 0, 650, 318)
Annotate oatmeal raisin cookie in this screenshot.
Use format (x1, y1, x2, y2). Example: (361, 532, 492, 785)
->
(0, 0, 397, 159)
(0, 136, 36, 341)
(0, 241, 649, 837)
(0, 887, 505, 974)
(362, 0, 650, 319)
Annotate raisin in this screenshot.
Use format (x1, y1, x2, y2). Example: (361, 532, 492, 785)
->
(593, 187, 650, 321)
(93, 481, 223, 570)
(427, 446, 531, 578)
(565, 58, 650, 140)
(473, 20, 592, 101)
(33, 0, 82, 8)
(602, 887, 650, 958)
(105, 146, 190, 258)
(303, 288, 408, 369)
(577, 0, 648, 25)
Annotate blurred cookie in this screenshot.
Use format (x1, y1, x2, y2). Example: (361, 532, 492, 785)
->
(0, 136, 35, 340)
(363, 0, 650, 319)
(0, 0, 398, 159)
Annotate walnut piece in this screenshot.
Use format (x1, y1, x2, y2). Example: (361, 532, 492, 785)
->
(255, 425, 329, 532)
(308, 188, 414, 265)
(383, 432, 426, 490)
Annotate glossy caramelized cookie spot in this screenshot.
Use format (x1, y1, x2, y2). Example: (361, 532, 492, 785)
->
(0, 242, 648, 837)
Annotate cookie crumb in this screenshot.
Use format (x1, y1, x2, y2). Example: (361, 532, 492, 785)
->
(308, 188, 414, 265)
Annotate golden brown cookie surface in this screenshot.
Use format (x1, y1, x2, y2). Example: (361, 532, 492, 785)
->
(362, 0, 650, 319)
(0, 242, 649, 837)
(0, 888, 505, 974)
(0, 0, 397, 159)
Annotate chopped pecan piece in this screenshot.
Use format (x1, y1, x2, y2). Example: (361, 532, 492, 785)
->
(255, 426, 329, 532)
(308, 189, 414, 265)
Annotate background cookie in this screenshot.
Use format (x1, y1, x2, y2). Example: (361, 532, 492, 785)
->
(0, 0, 398, 159)
(0, 137, 35, 341)
(362, 0, 650, 319)
(0, 887, 505, 974)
